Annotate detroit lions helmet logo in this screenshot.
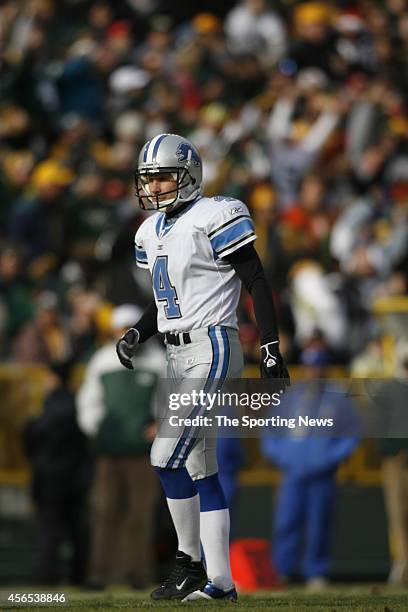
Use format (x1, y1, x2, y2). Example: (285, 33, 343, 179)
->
(176, 142, 201, 167)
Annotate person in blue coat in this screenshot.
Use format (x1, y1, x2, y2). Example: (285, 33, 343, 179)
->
(217, 435, 245, 525)
(261, 342, 360, 590)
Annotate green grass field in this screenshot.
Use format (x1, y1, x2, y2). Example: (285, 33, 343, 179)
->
(1, 585, 408, 612)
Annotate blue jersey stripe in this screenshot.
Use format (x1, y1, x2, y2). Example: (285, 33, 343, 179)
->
(210, 219, 254, 253)
(135, 246, 148, 261)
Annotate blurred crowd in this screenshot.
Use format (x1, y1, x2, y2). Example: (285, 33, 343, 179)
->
(1, 0, 408, 591)
(0, 0, 408, 369)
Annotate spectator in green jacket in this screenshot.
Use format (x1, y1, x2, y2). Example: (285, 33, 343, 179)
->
(77, 304, 166, 589)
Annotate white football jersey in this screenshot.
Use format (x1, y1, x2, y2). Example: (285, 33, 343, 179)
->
(135, 195, 257, 333)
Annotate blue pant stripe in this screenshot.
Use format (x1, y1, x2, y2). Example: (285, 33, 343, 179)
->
(220, 326, 230, 380)
(167, 327, 231, 468)
(187, 327, 230, 452)
(166, 327, 218, 468)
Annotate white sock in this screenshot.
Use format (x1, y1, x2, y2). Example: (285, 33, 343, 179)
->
(200, 508, 233, 590)
(167, 494, 201, 561)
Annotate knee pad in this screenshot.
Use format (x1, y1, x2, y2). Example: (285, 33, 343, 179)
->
(155, 467, 197, 499)
(194, 473, 228, 511)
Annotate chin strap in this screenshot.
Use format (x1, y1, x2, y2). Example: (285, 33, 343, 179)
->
(165, 193, 201, 217)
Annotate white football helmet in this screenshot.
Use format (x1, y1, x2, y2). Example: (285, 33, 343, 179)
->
(135, 133, 203, 211)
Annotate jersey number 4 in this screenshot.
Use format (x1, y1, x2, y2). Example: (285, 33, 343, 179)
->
(152, 256, 182, 319)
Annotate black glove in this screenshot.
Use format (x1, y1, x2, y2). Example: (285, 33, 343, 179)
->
(116, 328, 140, 370)
(260, 341, 290, 390)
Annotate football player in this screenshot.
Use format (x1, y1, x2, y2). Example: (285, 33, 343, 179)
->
(116, 133, 289, 601)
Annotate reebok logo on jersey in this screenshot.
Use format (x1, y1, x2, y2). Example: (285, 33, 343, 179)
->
(230, 206, 243, 215)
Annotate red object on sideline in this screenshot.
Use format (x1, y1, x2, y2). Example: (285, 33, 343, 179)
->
(230, 538, 283, 591)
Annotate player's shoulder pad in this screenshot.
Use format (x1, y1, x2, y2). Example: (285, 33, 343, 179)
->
(203, 196, 255, 258)
(204, 195, 252, 229)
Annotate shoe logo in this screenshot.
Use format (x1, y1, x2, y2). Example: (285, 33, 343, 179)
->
(176, 577, 189, 591)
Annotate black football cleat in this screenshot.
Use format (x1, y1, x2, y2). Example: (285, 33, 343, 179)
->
(150, 550, 207, 600)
